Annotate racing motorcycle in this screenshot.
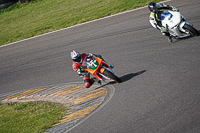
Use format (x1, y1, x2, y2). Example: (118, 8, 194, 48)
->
(80, 54, 121, 83)
(161, 11, 199, 39)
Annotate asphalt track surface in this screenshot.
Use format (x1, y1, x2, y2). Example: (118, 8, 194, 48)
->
(0, 0, 200, 132)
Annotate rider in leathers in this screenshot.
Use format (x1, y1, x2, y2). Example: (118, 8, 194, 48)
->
(71, 50, 114, 88)
(148, 2, 179, 42)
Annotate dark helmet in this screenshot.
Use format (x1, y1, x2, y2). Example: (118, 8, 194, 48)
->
(71, 50, 82, 63)
(148, 2, 158, 13)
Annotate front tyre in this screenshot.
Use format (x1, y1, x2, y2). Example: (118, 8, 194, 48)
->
(102, 69, 121, 83)
(183, 24, 199, 36)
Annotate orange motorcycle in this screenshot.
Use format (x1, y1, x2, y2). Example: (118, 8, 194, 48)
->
(80, 54, 121, 83)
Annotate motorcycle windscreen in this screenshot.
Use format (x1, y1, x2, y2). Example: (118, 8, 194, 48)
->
(161, 11, 181, 28)
(161, 11, 172, 20)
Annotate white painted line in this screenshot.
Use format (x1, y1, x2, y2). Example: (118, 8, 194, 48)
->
(0, 0, 171, 48)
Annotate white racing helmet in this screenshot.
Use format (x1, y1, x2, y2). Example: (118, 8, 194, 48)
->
(71, 50, 82, 63)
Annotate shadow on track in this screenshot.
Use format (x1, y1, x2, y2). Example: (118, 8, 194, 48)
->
(120, 70, 146, 83)
(108, 70, 147, 84)
(171, 30, 200, 44)
(94, 70, 146, 90)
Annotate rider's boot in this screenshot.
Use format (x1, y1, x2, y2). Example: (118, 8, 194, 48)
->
(91, 77, 102, 85)
(168, 36, 173, 43)
(166, 33, 173, 43)
(95, 78, 102, 85)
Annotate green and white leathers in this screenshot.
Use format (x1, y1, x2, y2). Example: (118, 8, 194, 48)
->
(149, 3, 166, 30)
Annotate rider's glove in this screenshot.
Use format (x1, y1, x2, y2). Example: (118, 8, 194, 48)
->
(160, 27, 168, 33)
(88, 53, 93, 57)
(77, 69, 85, 77)
(172, 7, 179, 12)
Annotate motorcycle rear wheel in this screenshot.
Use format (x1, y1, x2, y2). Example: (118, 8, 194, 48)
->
(183, 24, 199, 36)
(102, 69, 121, 83)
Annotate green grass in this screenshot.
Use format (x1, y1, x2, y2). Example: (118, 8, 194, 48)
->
(0, 102, 68, 133)
(0, 0, 162, 46)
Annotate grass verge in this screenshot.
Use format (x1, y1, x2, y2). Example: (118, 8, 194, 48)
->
(0, 0, 163, 46)
(0, 101, 68, 133)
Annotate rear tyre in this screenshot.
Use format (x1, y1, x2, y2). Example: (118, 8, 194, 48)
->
(183, 24, 199, 36)
(102, 69, 121, 83)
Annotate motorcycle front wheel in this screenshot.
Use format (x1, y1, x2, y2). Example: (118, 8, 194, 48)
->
(183, 24, 199, 36)
(102, 69, 122, 83)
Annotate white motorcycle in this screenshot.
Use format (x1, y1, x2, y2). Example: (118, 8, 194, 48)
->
(161, 11, 199, 39)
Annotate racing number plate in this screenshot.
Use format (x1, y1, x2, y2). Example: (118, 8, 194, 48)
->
(88, 59, 99, 69)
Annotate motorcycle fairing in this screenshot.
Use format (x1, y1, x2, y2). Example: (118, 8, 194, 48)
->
(85, 57, 102, 75)
(161, 11, 190, 38)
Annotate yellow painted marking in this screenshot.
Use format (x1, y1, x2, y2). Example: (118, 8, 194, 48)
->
(73, 88, 107, 105)
(3, 88, 47, 100)
(53, 104, 100, 126)
(1, 84, 108, 129)
(50, 84, 85, 96)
